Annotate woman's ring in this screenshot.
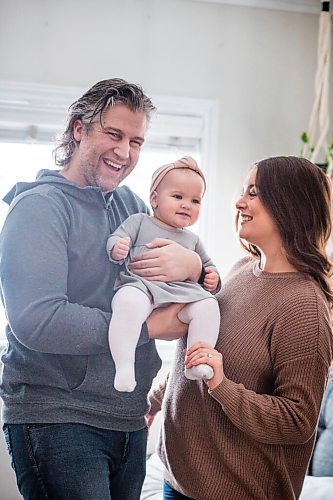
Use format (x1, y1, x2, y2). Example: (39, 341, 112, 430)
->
(207, 353, 213, 358)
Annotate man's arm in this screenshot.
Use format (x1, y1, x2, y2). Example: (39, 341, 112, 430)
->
(0, 193, 111, 355)
(146, 303, 188, 340)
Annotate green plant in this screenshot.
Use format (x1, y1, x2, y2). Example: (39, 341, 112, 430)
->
(300, 131, 333, 175)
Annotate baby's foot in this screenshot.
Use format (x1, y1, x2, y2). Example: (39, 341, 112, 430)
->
(185, 364, 214, 381)
(114, 372, 137, 392)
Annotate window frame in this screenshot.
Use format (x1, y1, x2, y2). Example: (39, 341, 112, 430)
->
(0, 81, 219, 346)
(0, 80, 219, 245)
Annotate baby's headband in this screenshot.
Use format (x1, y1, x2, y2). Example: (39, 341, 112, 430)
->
(149, 156, 206, 196)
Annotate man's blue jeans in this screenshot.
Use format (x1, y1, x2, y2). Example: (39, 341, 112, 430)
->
(3, 422, 147, 500)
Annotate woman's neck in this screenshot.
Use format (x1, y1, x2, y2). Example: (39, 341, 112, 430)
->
(259, 248, 297, 273)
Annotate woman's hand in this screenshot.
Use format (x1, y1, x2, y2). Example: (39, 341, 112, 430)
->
(145, 413, 155, 436)
(128, 238, 202, 282)
(146, 413, 155, 429)
(147, 303, 188, 341)
(185, 341, 224, 390)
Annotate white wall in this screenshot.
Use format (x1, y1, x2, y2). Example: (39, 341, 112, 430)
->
(1, 0, 330, 274)
(0, 1, 332, 495)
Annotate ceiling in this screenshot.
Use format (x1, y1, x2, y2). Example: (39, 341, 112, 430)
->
(191, 0, 322, 14)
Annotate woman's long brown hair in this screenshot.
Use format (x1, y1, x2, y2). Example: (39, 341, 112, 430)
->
(239, 156, 333, 310)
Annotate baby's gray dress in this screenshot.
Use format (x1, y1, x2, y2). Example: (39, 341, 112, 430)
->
(106, 213, 218, 306)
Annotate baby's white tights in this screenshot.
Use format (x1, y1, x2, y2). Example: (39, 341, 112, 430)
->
(109, 287, 220, 392)
(178, 297, 220, 381)
(109, 286, 153, 392)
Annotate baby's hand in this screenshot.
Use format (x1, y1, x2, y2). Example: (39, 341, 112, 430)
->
(203, 268, 219, 292)
(111, 236, 131, 261)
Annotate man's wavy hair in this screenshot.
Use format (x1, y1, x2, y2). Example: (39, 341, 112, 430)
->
(237, 156, 333, 309)
(53, 78, 156, 166)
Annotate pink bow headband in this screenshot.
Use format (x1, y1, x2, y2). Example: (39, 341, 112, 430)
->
(149, 156, 206, 196)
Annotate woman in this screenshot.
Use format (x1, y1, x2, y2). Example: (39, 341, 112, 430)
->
(148, 156, 333, 500)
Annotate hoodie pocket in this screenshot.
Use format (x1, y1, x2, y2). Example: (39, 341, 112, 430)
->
(58, 354, 88, 391)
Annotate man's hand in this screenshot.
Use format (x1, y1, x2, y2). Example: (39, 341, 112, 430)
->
(147, 303, 188, 341)
(203, 267, 220, 292)
(111, 236, 131, 261)
(128, 238, 201, 282)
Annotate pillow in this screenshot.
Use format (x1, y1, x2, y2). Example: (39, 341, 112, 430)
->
(310, 384, 333, 477)
(141, 453, 163, 500)
(299, 475, 333, 499)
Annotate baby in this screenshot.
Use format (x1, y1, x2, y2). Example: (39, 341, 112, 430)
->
(106, 156, 220, 392)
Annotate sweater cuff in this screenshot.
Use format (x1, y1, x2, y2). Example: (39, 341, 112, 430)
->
(148, 376, 168, 415)
(208, 376, 229, 401)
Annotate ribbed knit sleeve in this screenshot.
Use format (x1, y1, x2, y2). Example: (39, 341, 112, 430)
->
(148, 375, 168, 416)
(210, 281, 332, 445)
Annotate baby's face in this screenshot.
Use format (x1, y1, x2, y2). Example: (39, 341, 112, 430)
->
(150, 168, 204, 229)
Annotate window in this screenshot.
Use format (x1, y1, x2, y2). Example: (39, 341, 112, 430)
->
(0, 143, 201, 345)
(0, 82, 217, 346)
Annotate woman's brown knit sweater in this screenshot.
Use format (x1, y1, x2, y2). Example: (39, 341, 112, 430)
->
(149, 257, 333, 500)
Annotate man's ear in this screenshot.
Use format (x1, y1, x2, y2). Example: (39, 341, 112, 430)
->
(150, 191, 158, 209)
(73, 119, 84, 142)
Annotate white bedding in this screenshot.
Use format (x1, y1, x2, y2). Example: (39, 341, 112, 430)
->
(299, 475, 333, 499)
(141, 454, 163, 500)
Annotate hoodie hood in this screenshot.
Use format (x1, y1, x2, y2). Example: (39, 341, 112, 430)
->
(3, 169, 107, 206)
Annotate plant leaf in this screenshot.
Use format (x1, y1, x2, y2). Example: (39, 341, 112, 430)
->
(301, 132, 309, 143)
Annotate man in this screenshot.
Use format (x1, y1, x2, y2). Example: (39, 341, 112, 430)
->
(0, 79, 201, 499)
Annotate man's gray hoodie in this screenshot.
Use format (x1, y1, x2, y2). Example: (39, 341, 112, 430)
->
(0, 169, 161, 431)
